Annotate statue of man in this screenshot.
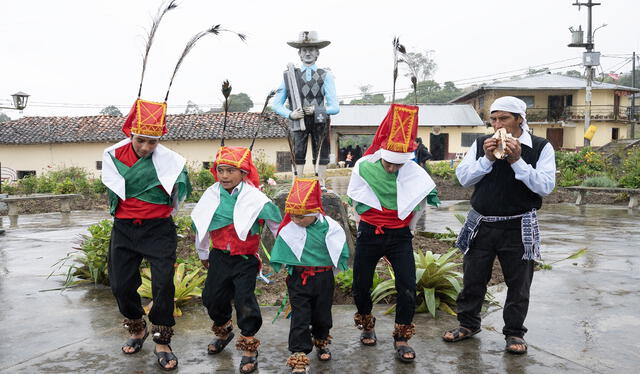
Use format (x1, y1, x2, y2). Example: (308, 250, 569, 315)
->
(272, 31, 339, 185)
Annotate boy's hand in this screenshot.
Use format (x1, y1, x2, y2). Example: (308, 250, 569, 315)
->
(201, 259, 209, 269)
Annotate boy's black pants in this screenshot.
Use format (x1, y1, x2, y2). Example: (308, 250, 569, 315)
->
(352, 221, 416, 325)
(202, 249, 263, 337)
(287, 267, 335, 354)
(108, 217, 177, 327)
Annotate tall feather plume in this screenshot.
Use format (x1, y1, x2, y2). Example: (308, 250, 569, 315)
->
(137, 0, 178, 98)
(164, 25, 246, 101)
(220, 80, 232, 146)
(391, 37, 406, 103)
(249, 90, 277, 150)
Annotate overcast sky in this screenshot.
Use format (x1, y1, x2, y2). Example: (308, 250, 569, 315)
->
(1, 0, 639, 117)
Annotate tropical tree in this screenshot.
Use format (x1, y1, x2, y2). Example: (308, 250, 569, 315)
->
(227, 93, 254, 112)
(99, 105, 123, 116)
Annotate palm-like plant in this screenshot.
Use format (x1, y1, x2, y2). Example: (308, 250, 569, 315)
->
(138, 262, 206, 317)
(371, 248, 462, 318)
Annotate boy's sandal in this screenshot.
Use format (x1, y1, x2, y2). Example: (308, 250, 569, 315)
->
(359, 330, 377, 346)
(442, 326, 480, 342)
(393, 342, 416, 363)
(239, 351, 259, 374)
(122, 329, 149, 354)
(505, 336, 528, 354)
(287, 352, 310, 373)
(153, 346, 178, 371)
(207, 331, 235, 354)
(316, 347, 331, 361)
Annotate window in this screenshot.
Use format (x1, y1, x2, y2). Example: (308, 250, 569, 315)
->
(96, 161, 102, 170)
(276, 151, 292, 172)
(17, 170, 36, 179)
(461, 133, 486, 147)
(515, 96, 535, 108)
(478, 95, 485, 109)
(203, 161, 213, 169)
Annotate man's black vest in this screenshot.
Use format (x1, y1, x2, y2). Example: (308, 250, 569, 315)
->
(470, 134, 549, 216)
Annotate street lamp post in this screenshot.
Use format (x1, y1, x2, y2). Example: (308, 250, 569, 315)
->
(0, 92, 30, 110)
(0, 91, 30, 195)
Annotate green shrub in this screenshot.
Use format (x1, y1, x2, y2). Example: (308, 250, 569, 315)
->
(558, 169, 581, 187)
(35, 175, 56, 193)
(191, 168, 215, 190)
(371, 248, 462, 317)
(17, 175, 37, 194)
(253, 150, 276, 183)
(6, 167, 103, 196)
(581, 176, 618, 188)
(619, 149, 640, 188)
(53, 178, 76, 194)
(1, 183, 18, 194)
(335, 267, 383, 293)
(92, 178, 107, 194)
(138, 263, 205, 317)
(429, 161, 456, 179)
(58, 219, 113, 286)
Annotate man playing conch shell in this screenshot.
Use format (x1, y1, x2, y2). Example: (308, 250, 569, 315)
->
(442, 96, 556, 355)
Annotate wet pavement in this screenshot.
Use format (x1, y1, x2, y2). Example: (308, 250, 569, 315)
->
(1, 202, 639, 373)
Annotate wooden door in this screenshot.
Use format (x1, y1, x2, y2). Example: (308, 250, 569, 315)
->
(546, 128, 564, 150)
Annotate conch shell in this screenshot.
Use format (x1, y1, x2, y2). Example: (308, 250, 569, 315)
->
(492, 128, 513, 159)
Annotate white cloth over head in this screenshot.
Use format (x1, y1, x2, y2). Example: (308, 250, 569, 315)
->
(489, 96, 530, 133)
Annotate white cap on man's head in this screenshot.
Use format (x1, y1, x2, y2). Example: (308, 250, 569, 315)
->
(490, 96, 530, 132)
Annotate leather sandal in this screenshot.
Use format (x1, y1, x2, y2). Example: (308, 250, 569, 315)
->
(442, 326, 480, 342)
(316, 346, 331, 361)
(239, 351, 259, 374)
(505, 336, 528, 354)
(394, 341, 416, 363)
(153, 345, 178, 371)
(208, 331, 235, 354)
(122, 329, 149, 354)
(360, 329, 377, 346)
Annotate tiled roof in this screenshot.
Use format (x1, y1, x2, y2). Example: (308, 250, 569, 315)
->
(0, 112, 288, 144)
(332, 104, 483, 127)
(451, 73, 640, 102)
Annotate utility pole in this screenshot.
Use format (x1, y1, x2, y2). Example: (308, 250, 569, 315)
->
(568, 0, 601, 147)
(632, 51, 637, 138)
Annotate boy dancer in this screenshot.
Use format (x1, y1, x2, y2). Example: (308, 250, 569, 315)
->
(347, 103, 437, 363)
(269, 178, 349, 373)
(191, 146, 282, 374)
(102, 98, 191, 371)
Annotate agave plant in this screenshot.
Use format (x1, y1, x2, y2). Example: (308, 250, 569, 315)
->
(138, 262, 206, 317)
(371, 248, 462, 318)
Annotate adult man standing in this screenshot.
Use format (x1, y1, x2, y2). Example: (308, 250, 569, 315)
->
(272, 31, 339, 184)
(442, 96, 556, 354)
(102, 99, 191, 371)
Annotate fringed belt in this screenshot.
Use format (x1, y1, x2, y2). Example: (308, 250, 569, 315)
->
(455, 208, 540, 260)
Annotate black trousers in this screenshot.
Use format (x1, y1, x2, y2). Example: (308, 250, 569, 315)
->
(287, 268, 334, 354)
(108, 217, 177, 327)
(202, 249, 262, 337)
(352, 221, 416, 325)
(292, 117, 329, 165)
(456, 221, 535, 338)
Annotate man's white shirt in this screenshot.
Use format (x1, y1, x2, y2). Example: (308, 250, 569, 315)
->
(455, 130, 556, 197)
